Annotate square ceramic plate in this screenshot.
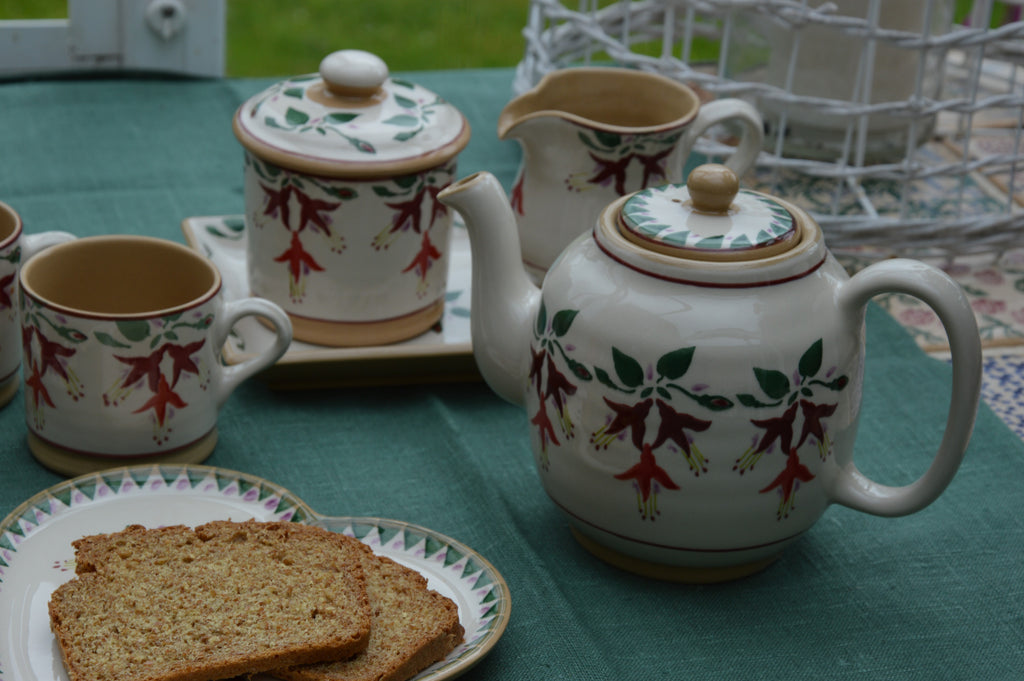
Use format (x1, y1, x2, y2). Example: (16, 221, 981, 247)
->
(0, 465, 510, 681)
(181, 216, 477, 389)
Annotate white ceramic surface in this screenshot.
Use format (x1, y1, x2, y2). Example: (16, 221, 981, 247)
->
(181, 215, 475, 388)
(498, 67, 763, 278)
(439, 167, 982, 580)
(0, 202, 75, 409)
(0, 465, 510, 681)
(18, 236, 291, 470)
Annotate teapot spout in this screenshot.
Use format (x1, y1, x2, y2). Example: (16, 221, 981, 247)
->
(439, 172, 540, 407)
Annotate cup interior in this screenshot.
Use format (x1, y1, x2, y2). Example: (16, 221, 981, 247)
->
(20, 236, 219, 316)
(0, 202, 21, 246)
(500, 68, 700, 132)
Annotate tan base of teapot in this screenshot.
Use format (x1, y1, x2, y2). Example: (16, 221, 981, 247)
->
(270, 299, 444, 348)
(570, 527, 779, 584)
(28, 429, 217, 477)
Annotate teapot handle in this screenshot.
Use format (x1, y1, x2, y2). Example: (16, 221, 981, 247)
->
(680, 98, 763, 178)
(832, 259, 981, 517)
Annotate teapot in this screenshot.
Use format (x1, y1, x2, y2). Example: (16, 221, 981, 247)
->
(438, 164, 982, 582)
(499, 67, 763, 280)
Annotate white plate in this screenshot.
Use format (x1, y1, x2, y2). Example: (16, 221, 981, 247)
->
(181, 216, 477, 388)
(0, 465, 511, 681)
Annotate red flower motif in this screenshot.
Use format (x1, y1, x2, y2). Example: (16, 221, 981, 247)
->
(275, 230, 324, 284)
(386, 188, 427, 235)
(634, 147, 673, 187)
(425, 185, 448, 229)
(759, 448, 815, 519)
(115, 346, 164, 392)
(543, 355, 577, 418)
(528, 345, 546, 392)
(401, 229, 442, 282)
(795, 399, 837, 453)
(260, 183, 293, 226)
(586, 152, 633, 195)
(734, 401, 798, 475)
(133, 374, 187, 427)
(295, 191, 340, 236)
(591, 397, 653, 450)
(25, 360, 55, 408)
(615, 443, 680, 519)
(650, 399, 712, 475)
(0, 272, 15, 310)
(531, 395, 560, 453)
(36, 331, 77, 383)
(163, 340, 206, 388)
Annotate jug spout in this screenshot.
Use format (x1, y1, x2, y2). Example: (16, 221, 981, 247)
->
(438, 172, 540, 407)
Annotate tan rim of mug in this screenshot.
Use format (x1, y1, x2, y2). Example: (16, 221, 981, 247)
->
(19, 235, 222, 319)
(0, 201, 23, 250)
(498, 66, 701, 138)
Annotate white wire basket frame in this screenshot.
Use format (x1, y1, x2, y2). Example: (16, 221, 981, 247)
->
(514, 0, 1024, 258)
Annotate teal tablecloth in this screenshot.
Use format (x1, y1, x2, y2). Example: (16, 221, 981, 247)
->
(1, 69, 1023, 680)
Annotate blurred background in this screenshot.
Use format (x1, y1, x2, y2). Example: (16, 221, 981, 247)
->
(0, 0, 1011, 75)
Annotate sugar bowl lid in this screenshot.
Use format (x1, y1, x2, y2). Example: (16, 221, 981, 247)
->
(618, 164, 800, 262)
(233, 49, 471, 178)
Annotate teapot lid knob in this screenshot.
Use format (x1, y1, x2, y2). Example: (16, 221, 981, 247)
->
(687, 164, 739, 213)
(319, 49, 389, 98)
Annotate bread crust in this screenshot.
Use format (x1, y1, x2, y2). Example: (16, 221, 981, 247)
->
(274, 550, 464, 681)
(49, 521, 373, 681)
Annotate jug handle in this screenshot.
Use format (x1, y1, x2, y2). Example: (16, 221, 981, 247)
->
(832, 259, 981, 517)
(680, 98, 763, 178)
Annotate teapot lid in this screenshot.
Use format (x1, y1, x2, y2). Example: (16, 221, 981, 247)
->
(618, 164, 799, 262)
(233, 49, 471, 178)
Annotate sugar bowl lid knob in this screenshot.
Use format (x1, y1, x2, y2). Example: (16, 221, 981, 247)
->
(687, 164, 739, 213)
(319, 49, 389, 98)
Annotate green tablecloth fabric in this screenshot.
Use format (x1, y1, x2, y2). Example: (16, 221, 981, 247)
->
(1, 69, 1023, 679)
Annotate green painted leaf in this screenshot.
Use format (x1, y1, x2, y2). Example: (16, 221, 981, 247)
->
(595, 367, 621, 391)
(394, 129, 421, 142)
(116, 320, 150, 342)
(327, 112, 359, 124)
(391, 78, 416, 89)
(551, 309, 579, 337)
(535, 300, 547, 337)
(394, 174, 419, 189)
(593, 130, 622, 148)
(94, 331, 131, 349)
(737, 393, 777, 408)
(754, 368, 790, 400)
(285, 108, 310, 126)
(656, 346, 694, 380)
(373, 186, 400, 197)
(383, 114, 419, 127)
(612, 347, 644, 388)
(394, 94, 417, 108)
(799, 339, 823, 378)
(283, 87, 305, 98)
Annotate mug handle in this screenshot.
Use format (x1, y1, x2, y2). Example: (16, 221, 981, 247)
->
(21, 231, 77, 260)
(832, 258, 982, 517)
(680, 98, 764, 178)
(211, 297, 292, 408)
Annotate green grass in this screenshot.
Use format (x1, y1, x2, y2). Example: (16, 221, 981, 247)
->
(0, 0, 1008, 76)
(1, 0, 530, 75)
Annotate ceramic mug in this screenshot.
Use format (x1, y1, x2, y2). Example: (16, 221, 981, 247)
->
(19, 235, 293, 476)
(0, 201, 75, 409)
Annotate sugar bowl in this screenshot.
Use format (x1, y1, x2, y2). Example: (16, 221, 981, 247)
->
(233, 49, 471, 346)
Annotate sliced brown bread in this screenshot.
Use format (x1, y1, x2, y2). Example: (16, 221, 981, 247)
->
(275, 549, 464, 681)
(49, 520, 373, 681)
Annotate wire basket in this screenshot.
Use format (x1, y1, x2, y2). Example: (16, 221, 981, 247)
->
(515, 0, 1024, 258)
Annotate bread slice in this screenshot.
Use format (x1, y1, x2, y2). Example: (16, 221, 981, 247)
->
(49, 521, 373, 681)
(274, 549, 464, 681)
